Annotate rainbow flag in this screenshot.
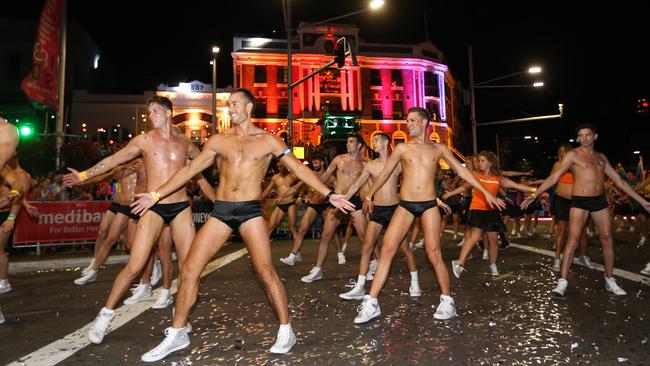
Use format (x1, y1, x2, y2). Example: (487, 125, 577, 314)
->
(637, 157, 645, 181)
(615, 163, 627, 181)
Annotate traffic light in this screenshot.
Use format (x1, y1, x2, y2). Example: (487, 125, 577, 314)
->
(18, 123, 34, 138)
(334, 39, 346, 69)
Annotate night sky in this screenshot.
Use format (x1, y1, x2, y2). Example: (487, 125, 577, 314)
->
(7, 1, 650, 169)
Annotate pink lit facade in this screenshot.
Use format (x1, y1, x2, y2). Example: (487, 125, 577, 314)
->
(232, 24, 462, 150)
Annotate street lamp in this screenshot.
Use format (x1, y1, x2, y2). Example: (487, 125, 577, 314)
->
(468, 44, 544, 154)
(282, 0, 384, 147)
(211, 46, 220, 136)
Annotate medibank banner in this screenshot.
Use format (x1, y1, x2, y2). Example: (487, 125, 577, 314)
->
(13, 201, 111, 244)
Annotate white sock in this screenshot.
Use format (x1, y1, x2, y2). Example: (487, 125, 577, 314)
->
(410, 271, 418, 283)
(279, 323, 292, 331)
(440, 294, 453, 302)
(368, 296, 378, 304)
(357, 275, 366, 287)
(101, 307, 115, 315)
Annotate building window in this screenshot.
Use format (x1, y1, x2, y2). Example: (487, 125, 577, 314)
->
(319, 69, 341, 94)
(393, 100, 403, 119)
(391, 69, 403, 87)
(370, 69, 381, 87)
(254, 65, 266, 83)
(277, 67, 287, 84)
(424, 72, 439, 97)
(371, 100, 382, 119)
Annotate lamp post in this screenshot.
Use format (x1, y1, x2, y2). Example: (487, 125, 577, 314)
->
(211, 46, 220, 136)
(282, 0, 384, 147)
(468, 44, 543, 154)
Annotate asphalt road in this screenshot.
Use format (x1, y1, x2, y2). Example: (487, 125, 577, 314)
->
(2, 224, 650, 365)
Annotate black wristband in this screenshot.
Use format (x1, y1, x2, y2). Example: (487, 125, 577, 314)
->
(325, 191, 335, 201)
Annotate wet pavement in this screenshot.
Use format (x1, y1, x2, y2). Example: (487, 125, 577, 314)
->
(2, 224, 650, 365)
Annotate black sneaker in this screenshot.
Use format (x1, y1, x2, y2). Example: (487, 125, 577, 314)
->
(500, 235, 510, 250)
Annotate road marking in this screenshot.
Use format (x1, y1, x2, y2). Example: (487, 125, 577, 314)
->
(9, 247, 248, 366)
(444, 230, 650, 286)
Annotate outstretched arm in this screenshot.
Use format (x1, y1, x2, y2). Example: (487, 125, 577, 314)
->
(530, 151, 574, 197)
(366, 145, 403, 201)
(604, 157, 650, 212)
(500, 177, 537, 194)
(442, 183, 469, 200)
(64, 138, 143, 186)
(502, 169, 533, 177)
(344, 165, 370, 200)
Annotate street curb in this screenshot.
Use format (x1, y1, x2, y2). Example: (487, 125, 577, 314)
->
(8, 255, 130, 274)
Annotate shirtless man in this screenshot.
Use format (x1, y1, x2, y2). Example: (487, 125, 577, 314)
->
(354, 107, 505, 324)
(339, 133, 448, 300)
(130, 88, 353, 361)
(522, 123, 650, 297)
(64, 96, 202, 344)
(0, 158, 38, 294)
(0, 117, 23, 206)
(261, 161, 300, 239)
(301, 135, 368, 283)
(279, 154, 333, 266)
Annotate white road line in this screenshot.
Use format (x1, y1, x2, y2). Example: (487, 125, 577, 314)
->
(443, 230, 650, 286)
(9, 247, 248, 366)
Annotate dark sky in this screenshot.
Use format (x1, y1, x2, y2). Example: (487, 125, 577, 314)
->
(8, 1, 650, 166)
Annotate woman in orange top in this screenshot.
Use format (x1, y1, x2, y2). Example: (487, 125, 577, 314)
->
(445, 151, 537, 278)
(550, 144, 591, 271)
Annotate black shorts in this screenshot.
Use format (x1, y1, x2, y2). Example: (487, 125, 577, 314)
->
(149, 201, 191, 224)
(399, 199, 438, 218)
(109, 202, 139, 221)
(349, 195, 363, 212)
(449, 203, 463, 215)
(503, 200, 522, 218)
(369, 204, 398, 227)
(308, 203, 329, 215)
(553, 195, 572, 222)
(277, 202, 295, 213)
(211, 200, 263, 230)
(0, 210, 10, 224)
(524, 200, 540, 215)
(469, 210, 503, 232)
(571, 194, 609, 212)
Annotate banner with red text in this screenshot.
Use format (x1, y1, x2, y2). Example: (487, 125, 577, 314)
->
(13, 201, 111, 244)
(20, 0, 63, 109)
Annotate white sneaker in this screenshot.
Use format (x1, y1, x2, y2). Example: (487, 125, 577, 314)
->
(489, 263, 500, 277)
(301, 267, 323, 283)
(152, 289, 174, 309)
(82, 259, 96, 275)
(552, 259, 561, 272)
(639, 236, 647, 246)
(337, 252, 346, 265)
(630, 226, 636, 232)
(354, 296, 381, 324)
(124, 283, 152, 304)
(280, 253, 298, 266)
(0, 279, 12, 294)
(578, 256, 594, 269)
(482, 249, 489, 260)
(456, 239, 465, 247)
(452, 234, 458, 240)
(141, 327, 190, 362)
(367, 259, 378, 280)
(269, 325, 297, 354)
(451, 260, 465, 279)
(615, 227, 623, 232)
(88, 308, 115, 344)
(339, 281, 365, 300)
(526, 231, 534, 237)
(341, 242, 348, 254)
(150, 260, 162, 287)
(552, 278, 568, 297)
(433, 295, 457, 320)
(511, 228, 516, 235)
(409, 282, 422, 297)
(641, 262, 650, 275)
(605, 277, 626, 296)
(415, 239, 424, 249)
(74, 269, 97, 286)
(516, 232, 523, 239)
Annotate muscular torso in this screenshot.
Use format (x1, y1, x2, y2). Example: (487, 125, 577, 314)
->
(139, 131, 192, 204)
(398, 143, 441, 201)
(272, 173, 300, 205)
(570, 148, 607, 196)
(213, 131, 276, 201)
(368, 159, 400, 206)
(333, 154, 365, 195)
(114, 172, 138, 205)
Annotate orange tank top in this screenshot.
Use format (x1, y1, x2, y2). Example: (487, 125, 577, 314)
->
(559, 172, 574, 184)
(470, 173, 500, 211)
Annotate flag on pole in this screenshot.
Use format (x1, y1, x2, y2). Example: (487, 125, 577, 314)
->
(615, 163, 627, 181)
(637, 156, 645, 181)
(20, 0, 63, 110)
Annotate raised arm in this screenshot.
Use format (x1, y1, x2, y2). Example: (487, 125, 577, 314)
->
(366, 144, 403, 201)
(130, 137, 219, 215)
(604, 156, 650, 211)
(440, 145, 505, 209)
(64, 137, 143, 186)
(260, 177, 276, 200)
(502, 169, 533, 177)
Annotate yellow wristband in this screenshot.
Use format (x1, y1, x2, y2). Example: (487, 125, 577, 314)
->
(530, 187, 537, 198)
(150, 191, 161, 202)
(79, 171, 89, 182)
(7, 214, 16, 221)
(9, 189, 21, 197)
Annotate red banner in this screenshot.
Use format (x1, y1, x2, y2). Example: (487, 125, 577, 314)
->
(20, 0, 63, 110)
(13, 201, 111, 244)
